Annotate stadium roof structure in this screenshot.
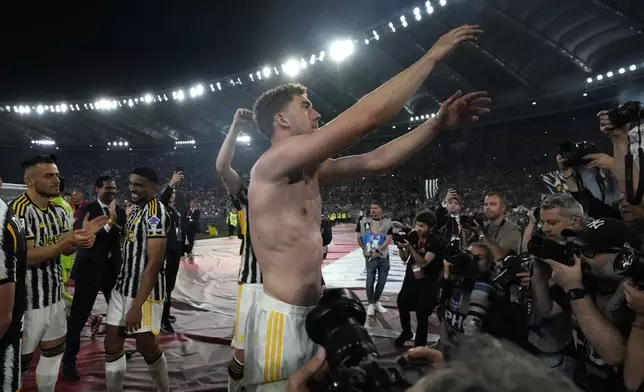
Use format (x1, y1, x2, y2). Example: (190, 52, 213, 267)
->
(2, 0, 644, 151)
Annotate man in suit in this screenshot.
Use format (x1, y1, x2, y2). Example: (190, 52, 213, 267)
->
(63, 176, 126, 380)
(159, 171, 185, 333)
(184, 200, 200, 263)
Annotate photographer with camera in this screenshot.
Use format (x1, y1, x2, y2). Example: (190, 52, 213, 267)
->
(598, 102, 644, 208)
(436, 242, 496, 356)
(520, 194, 585, 375)
(462, 192, 522, 262)
(394, 210, 446, 348)
(538, 218, 639, 391)
(556, 150, 622, 221)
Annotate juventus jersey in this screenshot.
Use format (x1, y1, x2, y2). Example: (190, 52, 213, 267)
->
(10, 194, 70, 310)
(229, 184, 261, 284)
(0, 199, 27, 344)
(115, 198, 170, 301)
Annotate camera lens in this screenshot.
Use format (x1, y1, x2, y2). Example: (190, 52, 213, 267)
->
(306, 289, 379, 378)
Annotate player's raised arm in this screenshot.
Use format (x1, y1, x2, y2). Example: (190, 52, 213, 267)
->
(216, 109, 252, 195)
(254, 25, 482, 181)
(319, 90, 491, 183)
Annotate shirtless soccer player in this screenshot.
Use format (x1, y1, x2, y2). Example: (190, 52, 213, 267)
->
(245, 25, 490, 390)
(215, 108, 263, 392)
(10, 155, 106, 392)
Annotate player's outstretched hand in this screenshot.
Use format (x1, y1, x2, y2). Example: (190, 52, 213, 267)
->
(435, 90, 491, 128)
(82, 214, 109, 235)
(428, 25, 483, 62)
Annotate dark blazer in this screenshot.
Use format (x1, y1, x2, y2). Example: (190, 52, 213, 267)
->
(185, 208, 200, 233)
(72, 200, 126, 282)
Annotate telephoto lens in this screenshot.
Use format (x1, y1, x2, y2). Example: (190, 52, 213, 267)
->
(306, 288, 431, 391)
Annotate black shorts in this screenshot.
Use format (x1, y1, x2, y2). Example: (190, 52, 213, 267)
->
(0, 340, 21, 392)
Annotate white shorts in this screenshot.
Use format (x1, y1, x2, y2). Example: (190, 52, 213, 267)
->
(232, 283, 263, 350)
(22, 300, 67, 355)
(105, 290, 163, 335)
(243, 291, 318, 389)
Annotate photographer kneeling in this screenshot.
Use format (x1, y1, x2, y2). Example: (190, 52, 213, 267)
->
(394, 210, 446, 348)
(436, 242, 495, 356)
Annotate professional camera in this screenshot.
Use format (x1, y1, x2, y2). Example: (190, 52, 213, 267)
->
(608, 101, 644, 129)
(460, 213, 485, 229)
(557, 141, 597, 167)
(392, 227, 412, 244)
(613, 248, 644, 284)
(527, 235, 579, 266)
(306, 288, 431, 391)
(494, 253, 533, 288)
(444, 240, 481, 281)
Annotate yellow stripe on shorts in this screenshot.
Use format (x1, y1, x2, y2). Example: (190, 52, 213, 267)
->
(263, 311, 285, 383)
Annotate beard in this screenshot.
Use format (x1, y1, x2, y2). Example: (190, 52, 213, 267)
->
(37, 187, 59, 198)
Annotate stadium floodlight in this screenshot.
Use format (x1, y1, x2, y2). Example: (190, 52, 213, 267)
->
(128, 99, 134, 107)
(237, 134, 251, 143)
(60, 103, 68, 113)
(216, 82, 222, 91)
(372, 30, 379, 40)
(263, 66, 272, 78)
(32, 139, 55, 146)
(427, 5, 434, 14)
(630, 64, 637, 71)
(586, 77, 593, 83)
(210, 84, 215, 91)
(319, 51, 326, 62)
(310, 55, 316, 64)
(144, 94, 153, 103)
(364, 39, 369, 45)
(389, 22, 396, 32)
(607, 71, 614, 77)
(329, 39, 355, 62)
(282, 59, 301, 77)
(177, 90, 185, 101)
(190, 87, 198, 98)
(532, 101, 537, 105)
(195, 84, 204, 96)
(256, 71, 262, 80)
(596, 74, 603, 81)
(37, 105, 44, 114)
(124, 141, 129, 146)
(440, 0, 447, 6)
(619, 68, 626, 74)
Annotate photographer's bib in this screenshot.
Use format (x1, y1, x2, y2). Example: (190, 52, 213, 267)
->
(358, 217, 392, 258)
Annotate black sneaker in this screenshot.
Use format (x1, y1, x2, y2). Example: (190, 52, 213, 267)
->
(161, 321, 175, 333)
(394, 331, 414, 348)
(63, 362, 81, 380)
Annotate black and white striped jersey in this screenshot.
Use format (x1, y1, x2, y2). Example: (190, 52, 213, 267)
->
(229, 184, 261, 284)
(0, 341, 21, 392)
(9, 194, 69, 310)
(0, 199, 27, 345)
(115, 198, 170, 301)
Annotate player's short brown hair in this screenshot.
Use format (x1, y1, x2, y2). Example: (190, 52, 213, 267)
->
(253, 83, 307, 139)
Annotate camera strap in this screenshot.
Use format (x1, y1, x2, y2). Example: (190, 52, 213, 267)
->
(625, 119, 644, 205)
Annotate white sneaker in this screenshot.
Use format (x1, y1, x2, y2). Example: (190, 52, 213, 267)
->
(374, 302, 387, 314)
(367, 304, 375, 316)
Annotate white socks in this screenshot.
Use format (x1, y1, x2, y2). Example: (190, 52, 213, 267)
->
(36, 351, 63, 392)
(145, 349, 170, 392)
(105, 351, 127, 392)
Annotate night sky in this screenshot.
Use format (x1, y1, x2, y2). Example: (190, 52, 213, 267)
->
(1, 0, 418, 103)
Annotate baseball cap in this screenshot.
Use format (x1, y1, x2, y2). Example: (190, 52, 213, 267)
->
(562, 218, 643, 253)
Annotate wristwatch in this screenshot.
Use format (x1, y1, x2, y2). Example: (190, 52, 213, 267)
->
(566, 288, 587, 301)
